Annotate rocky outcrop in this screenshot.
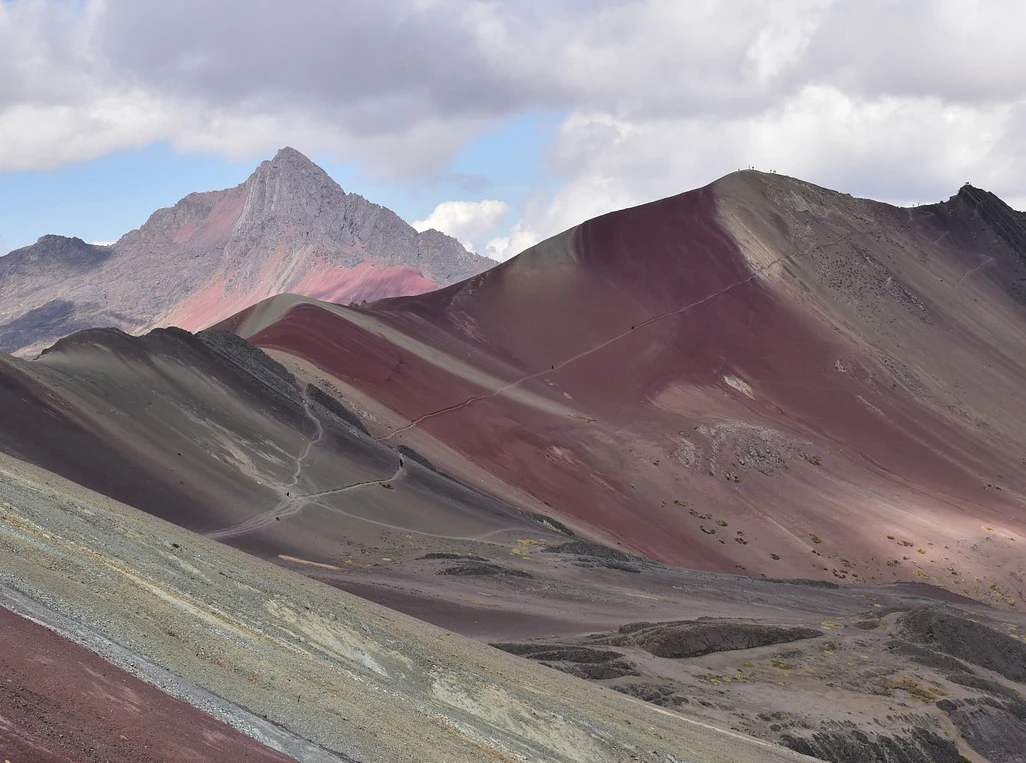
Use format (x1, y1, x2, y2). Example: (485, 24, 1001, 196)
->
(950, 184, 1026, 258)
(929, 183, 1026, 305)
(948, 703, 1026, 763)
(898, 608, 1026, 683)
(596, 619, 823, 659)
(780, 727, 962, 763)
(490, 643, 640, 681)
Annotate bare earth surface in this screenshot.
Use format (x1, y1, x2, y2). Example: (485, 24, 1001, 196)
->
(237, 172, 1026, 605)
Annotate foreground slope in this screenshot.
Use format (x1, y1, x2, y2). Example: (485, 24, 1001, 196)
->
(0, 147, 491, 357)
(0, 451, 808, 763)
(233, 171, 1026, 605)
(4, 411, 1026, 761)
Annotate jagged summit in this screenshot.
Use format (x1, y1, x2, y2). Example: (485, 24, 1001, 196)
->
(949, 183, 1026, 221)
(35, 234, 89, 247)
(0, 148, 492, 357)
(10, 234, 99, 256)
(265, 145, 327, 174)
(950, 183, 1026, 248)
(270, 145, 317, 165)
(246, 146, 343, 201)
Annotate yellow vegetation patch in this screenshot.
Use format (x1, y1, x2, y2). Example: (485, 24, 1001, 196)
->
(278, 554, 345, 571)
(510, 539, 545, 556)
(464, 599, 499, 607)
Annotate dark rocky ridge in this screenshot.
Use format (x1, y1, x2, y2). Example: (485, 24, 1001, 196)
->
(928, 183, 1026, 305)
(948, 703, 1026, 762)
(780, 727, 962, 763)
(898, 608, 1026, 683)
(952, 184, 1026, 258)
(490, 604, 1026, 763)
(595, 619, 823, 659)
(0, 235, 111, 276)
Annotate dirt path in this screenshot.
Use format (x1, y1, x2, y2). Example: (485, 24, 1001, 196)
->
(954, 254, 995, 292)
(207, 393, 406, 541)
(306, 499, 519, 544)
(0, 450, 812, 763)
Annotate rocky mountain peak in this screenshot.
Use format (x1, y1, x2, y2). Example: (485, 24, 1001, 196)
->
(268, 145, 324, 173)
(0, 147, 493, 356)
(248, 147, 340, 201)
(33, 235, 100, 255)
(230, 147, 346, 242)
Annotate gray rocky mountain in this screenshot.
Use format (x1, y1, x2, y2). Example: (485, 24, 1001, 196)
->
(0, 147, 492, 357)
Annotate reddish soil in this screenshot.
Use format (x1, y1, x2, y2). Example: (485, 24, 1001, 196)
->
(169, 262, 438, 333)
(0, 607, 295, 763)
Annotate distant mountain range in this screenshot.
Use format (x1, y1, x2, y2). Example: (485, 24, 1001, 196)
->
(4, 168, 1026, 760)
(0, 147, 492, 356)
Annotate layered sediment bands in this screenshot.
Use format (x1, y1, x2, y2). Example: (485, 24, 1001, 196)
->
(0, 452, 807, 763)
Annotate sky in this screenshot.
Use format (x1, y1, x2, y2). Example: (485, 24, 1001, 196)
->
(1, 0, 1025, 261)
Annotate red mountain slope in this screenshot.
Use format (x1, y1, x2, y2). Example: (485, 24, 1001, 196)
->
(230, 171, 1026, 604)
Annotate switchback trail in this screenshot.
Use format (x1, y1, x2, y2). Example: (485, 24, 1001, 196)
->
(207, 388, 404, 541)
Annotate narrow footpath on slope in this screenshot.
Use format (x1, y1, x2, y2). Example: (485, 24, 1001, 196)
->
(206, 388, 405, 541)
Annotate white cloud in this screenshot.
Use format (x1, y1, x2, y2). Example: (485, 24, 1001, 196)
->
(2, 0, 1026, 262)
(485, 223, 541, 262)
(0, 0, 516, 175)
(412, 200, 509, 253)
(470, 0, 1026, 261)
(489, 87, 1026, 260)
(89, 240, 116, 246)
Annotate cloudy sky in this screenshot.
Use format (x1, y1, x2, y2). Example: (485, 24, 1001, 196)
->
(0, 0, 1024, 260)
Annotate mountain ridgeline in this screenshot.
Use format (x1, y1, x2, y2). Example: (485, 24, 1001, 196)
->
(3, 169, 1026, 762)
